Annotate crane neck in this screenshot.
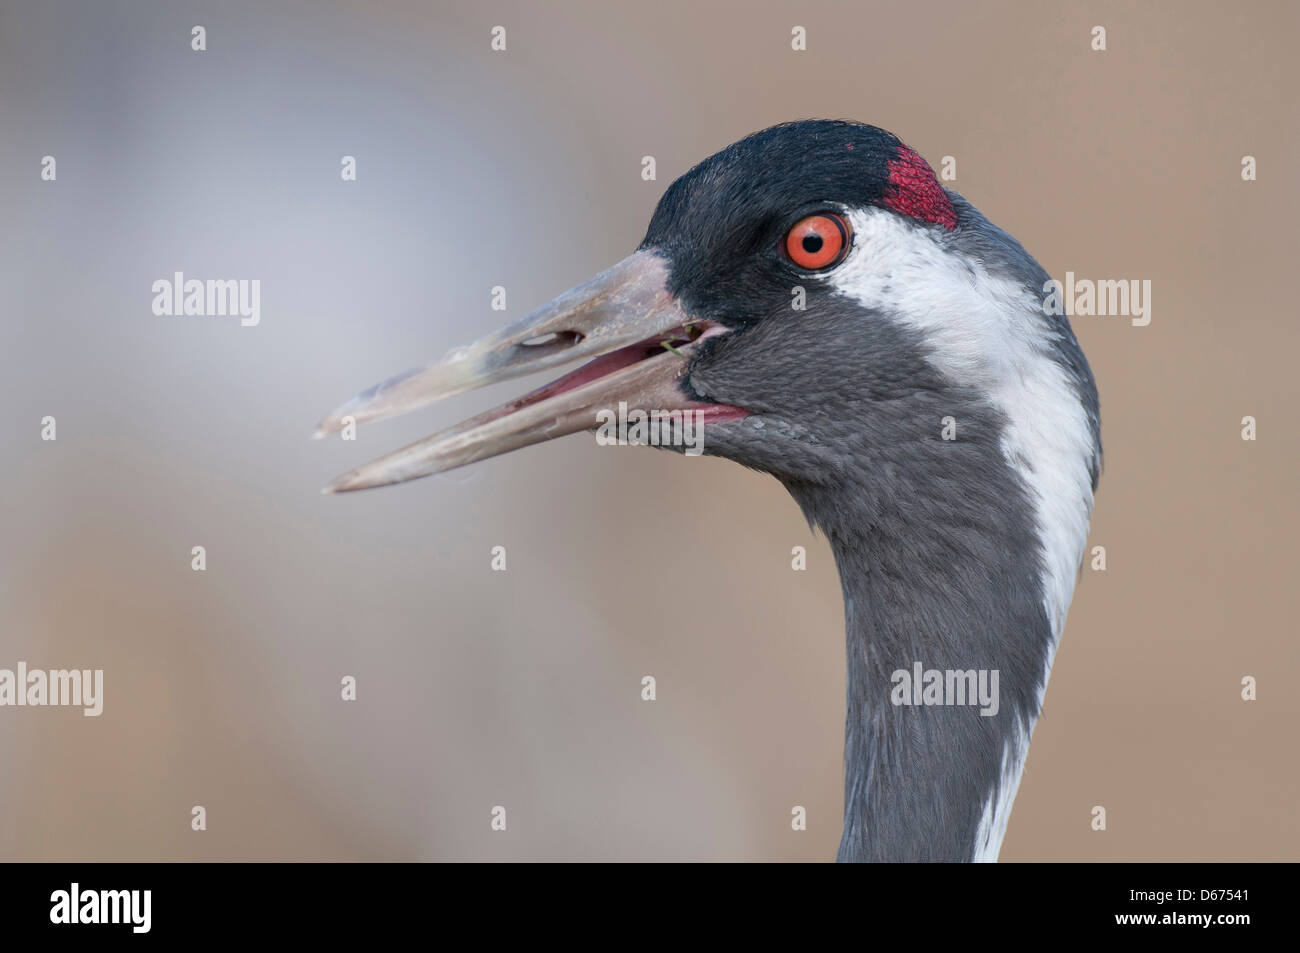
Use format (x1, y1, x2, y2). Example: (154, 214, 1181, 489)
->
(784, 444, 1060, 862)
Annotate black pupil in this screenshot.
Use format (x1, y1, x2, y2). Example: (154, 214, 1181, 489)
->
(802, 233, 824, 254)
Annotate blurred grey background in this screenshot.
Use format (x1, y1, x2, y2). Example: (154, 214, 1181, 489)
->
(0, 0, 1296, 860)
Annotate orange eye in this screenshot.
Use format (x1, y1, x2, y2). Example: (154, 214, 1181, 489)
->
(785, 212, 851, 270)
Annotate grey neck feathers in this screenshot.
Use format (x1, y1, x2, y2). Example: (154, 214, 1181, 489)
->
(782, 397, 1053, 863)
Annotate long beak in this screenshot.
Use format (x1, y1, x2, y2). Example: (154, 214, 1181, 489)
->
(317, 249, 736, 493)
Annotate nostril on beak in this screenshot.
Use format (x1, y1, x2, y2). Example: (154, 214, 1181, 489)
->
(519, 330, 585, 351)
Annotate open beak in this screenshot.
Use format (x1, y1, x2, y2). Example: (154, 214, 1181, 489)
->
(316, 249, 743, 493)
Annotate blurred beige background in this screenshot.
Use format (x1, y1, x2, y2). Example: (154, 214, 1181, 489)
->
(1, 0, 1296, 861)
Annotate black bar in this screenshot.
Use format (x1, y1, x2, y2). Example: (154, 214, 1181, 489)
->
(0, 862, 1279, 939)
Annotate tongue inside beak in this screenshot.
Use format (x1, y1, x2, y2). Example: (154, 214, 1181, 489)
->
(316, 249, 746, 493)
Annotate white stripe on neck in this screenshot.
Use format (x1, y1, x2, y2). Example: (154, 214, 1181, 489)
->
(829, 207, 1097, 862)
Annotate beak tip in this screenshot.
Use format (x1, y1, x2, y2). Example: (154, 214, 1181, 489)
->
(314, 410, 347, 439)
(323, 469, 382, 494)
(322, 476, 351, 494)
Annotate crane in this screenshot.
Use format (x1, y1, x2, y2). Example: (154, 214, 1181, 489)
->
(317, 120, 1101, 862)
